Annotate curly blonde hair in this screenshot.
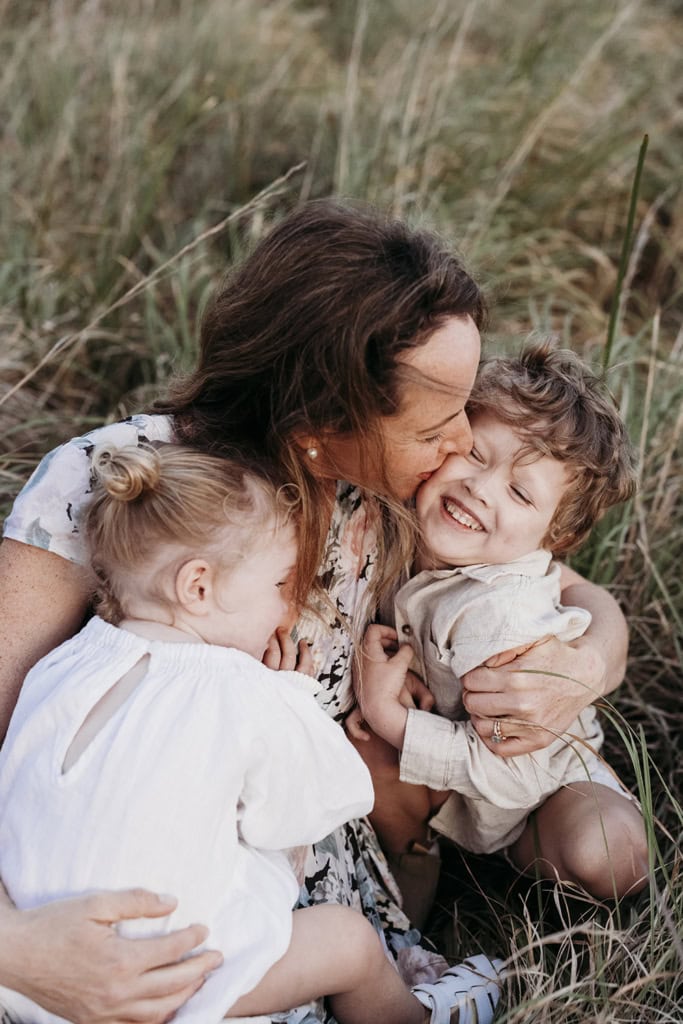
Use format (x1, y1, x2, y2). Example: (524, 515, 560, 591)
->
(468, 342, 637, 556)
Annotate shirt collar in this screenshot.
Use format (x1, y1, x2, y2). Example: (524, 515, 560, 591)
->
(429, 548, 553, 584)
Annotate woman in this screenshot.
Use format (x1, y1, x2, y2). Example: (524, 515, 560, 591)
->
(0, 200, 628, 1024)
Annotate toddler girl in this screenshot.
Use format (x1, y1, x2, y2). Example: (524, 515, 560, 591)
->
(0, 443, 501, 1024)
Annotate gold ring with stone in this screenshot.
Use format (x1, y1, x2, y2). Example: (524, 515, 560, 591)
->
(491, 719, 506, 744)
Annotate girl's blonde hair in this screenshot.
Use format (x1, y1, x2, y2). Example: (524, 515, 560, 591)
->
(85, 443, 297, 623)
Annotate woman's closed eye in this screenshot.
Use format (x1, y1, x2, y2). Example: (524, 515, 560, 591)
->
(421, 432, 445, 445)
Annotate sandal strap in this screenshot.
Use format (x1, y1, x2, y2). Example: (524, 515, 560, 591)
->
(411, 954, 503, 1024)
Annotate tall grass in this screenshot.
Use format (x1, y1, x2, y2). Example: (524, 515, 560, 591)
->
(1, 1, 681, 1019)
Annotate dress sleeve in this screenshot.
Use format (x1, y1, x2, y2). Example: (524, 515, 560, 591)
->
(237, 670, 374, 849)
(2, 416, 173, 565)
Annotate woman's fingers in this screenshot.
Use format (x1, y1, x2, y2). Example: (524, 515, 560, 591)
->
(462, 634, 598, 755)
(469, 713, 561, 757)
(8, 889, 219, 1024)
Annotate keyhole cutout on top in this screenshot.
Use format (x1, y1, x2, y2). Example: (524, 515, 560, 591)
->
(61, 653, 151, 774)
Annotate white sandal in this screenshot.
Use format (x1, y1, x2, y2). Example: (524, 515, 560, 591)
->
(411, 954, 504, 1024)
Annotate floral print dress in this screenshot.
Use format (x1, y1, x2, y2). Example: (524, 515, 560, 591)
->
(2, 414, 429, 1024)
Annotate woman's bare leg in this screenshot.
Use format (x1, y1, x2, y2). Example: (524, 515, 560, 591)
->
(509, 782, 648, 899)
(227, 905, 427, 1024)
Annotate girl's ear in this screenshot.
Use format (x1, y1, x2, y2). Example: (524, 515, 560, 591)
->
(175, 559, 213, 614)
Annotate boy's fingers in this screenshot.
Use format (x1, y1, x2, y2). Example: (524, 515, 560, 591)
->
(345, 709, 370, 741)
(392, 644, 415, 667)
(417, 689, 435, 711)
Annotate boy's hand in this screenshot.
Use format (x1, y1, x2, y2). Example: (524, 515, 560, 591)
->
(347, 671, 433, 742)
(402, 669, 435, 712)
(354, 624, 415, 750)
(262, 627, 314, 676)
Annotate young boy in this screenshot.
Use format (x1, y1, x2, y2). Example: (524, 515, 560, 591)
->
(352, 343, 648, 914)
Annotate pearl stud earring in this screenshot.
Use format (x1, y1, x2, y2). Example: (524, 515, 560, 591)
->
(307, 447, 318, 460)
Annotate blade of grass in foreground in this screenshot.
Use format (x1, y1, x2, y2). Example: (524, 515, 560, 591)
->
(603, 133, 649, 372)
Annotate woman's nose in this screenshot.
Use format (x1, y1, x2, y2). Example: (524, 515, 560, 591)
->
(440, 414, 473, 458)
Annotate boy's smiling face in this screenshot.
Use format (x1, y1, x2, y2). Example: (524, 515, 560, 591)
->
(415, 410, 571, 568)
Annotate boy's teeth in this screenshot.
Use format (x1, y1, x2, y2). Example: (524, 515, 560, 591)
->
(443, 499, 483, 531)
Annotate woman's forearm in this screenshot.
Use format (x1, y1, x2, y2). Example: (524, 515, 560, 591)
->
(559, 564, 628, 697)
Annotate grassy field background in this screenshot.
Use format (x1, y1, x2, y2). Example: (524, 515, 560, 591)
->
(1, 1, 681, 1020)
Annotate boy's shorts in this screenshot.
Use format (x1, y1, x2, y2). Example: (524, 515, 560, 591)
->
(428, 707, 637, 856)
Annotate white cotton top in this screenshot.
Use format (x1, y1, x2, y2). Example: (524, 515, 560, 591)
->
(0, 617, 374, 1024)
(394, 551, 617, 854)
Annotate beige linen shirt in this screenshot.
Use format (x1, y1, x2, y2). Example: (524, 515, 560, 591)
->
(395, 551, 609, 853)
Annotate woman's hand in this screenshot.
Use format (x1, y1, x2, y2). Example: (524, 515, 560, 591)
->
(0, 888, 223, 1024)
(463, 568, 628, 757)
(463, 634, 607, 756)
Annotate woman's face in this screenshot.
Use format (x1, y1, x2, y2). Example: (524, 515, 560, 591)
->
(320, 315, 481, 500)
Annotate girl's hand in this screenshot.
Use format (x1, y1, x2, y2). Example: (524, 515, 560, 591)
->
(354, 624, 415, 750)
(1, 889, 222, 1024)
(463, 634, 606, 756)
(262, 627, 314, 675)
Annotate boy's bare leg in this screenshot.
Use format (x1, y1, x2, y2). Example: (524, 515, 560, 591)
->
(509, 782, 648, 899)
(227, 905, 428, 1024)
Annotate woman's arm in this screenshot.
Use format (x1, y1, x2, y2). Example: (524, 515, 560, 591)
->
(463, 570, 628, 757)
(0, 539, 94, 739)
(556, 563, 628, 695)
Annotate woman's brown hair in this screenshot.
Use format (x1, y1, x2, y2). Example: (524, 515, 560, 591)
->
(157, 199, 486, 607)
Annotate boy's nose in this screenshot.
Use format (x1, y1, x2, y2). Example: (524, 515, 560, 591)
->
(463, 472, 489, 505)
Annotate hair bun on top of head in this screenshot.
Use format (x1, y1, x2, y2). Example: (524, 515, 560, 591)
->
(90, 444, 162, 502)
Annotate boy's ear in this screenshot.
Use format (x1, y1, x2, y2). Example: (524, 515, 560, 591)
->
(175, 559, 213, 614)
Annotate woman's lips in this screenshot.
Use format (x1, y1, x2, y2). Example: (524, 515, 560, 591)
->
(441, 496, 485, 531)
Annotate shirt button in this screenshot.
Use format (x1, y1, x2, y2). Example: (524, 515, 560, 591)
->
(401, 624, 412, 636)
